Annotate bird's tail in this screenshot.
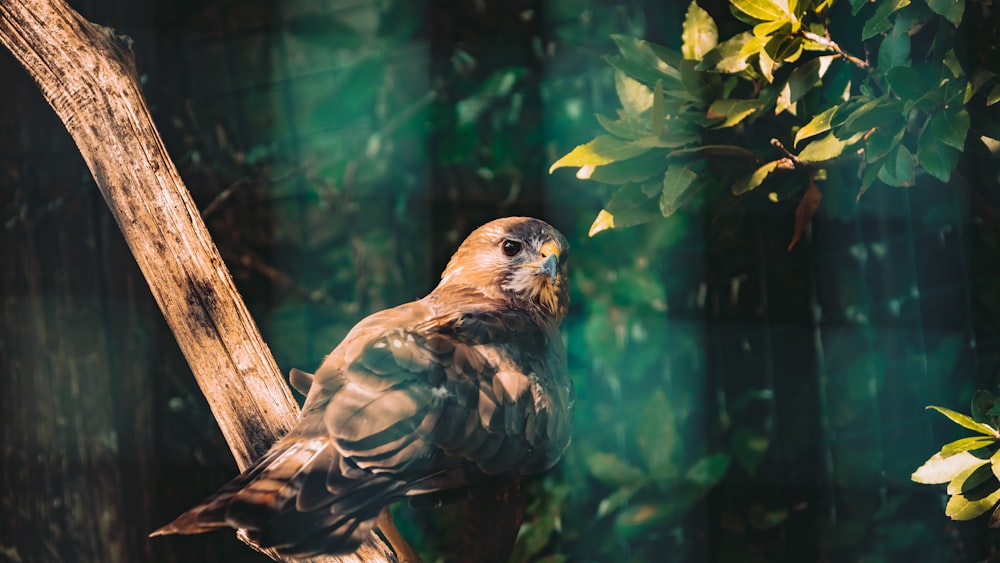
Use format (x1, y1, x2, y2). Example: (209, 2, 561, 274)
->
(151, 437, 400, 558)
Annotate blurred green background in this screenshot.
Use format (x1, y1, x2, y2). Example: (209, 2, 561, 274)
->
(2, 0, 999, 562)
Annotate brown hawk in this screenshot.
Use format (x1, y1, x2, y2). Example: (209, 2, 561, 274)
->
(152, 217, 573, 560)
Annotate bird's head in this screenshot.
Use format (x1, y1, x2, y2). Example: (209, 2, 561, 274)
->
(436, 217, 570, 323)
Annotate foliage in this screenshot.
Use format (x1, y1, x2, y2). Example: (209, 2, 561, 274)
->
(913, 394, 1000, 525)
(550, 0, 997, 248)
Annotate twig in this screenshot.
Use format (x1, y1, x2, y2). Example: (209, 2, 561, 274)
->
(801, 29, 870, 71)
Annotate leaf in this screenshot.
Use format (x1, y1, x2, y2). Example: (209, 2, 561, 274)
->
(597, 486, 641, 518)
(991, 448, 1000, 482)
(586, 150, 669, 185)
(731, 429, 770, 473)
(686, 453, 730, 487)
(733, 159, 786, 195)
(864, 120, 905, 162)
(917, 123, 960, 181)
(927, 0, 965, 25)
(588, 452, 647, 487)
(913, 451, 991, 484)
(707, 99, 765, 127)
(549, 135, 652, 172)
(877, 144, 915, 186)
(698, 32, 760, 73)
(862, 0, 911, 40)
(842, 99, 904, 133)
(927, 406, 1000, 437)
(616, 71, 654, 115)
(651, 81, 665, 135)
(877, 21, 911, 71)
(930, 108, 971, 150)
(886, 66, 929, 100)
(660, 163, 698, 217)
(798, 133, 851, 162)
(973, 390, 999, 423)
(682, 1, 719, 60)
(946, 486, 1000, 521)
(638, 390, 679, 477)
(795, 106, 838, 147)
(587, 183, 662, 236)
(940, 436, 999, 458)
(730, 0, 789, 22)
(787, 56, 832, 104)
(948, 462, 996, 495)
(589, 210, 615, 237)
(595, 114, 645, 140)
(788, 179, 822, 250)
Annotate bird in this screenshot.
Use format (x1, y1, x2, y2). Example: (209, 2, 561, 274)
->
(151, 216, 573, 560)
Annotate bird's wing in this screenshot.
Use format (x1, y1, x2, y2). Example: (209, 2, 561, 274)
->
(316, 300, 571, 493)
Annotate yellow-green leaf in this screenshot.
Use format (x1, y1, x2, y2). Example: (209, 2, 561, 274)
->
(616, 70, 654, 115)
(947, 487, 1000, 521)
(928, 405, 999, 437)
(708, 99, 764, 128)
(948, 462, 994, 495)
(941, 436, 998, 458)
(798, 133, 849, 162)
(682, 1, 718, 60)
(795, 106, 837, 147)
(913, 451, 990, 484)
(589, 209, 615, 236)
(549, 135, 652, 172)
(733, 159, 787, 195)
(731, 0, 789, 22)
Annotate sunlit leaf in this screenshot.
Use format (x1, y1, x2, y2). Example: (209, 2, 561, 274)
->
(708, 99, 765, 127)
(949, 462, 996, 495)
(734, 159, 784, 194)
(588, 210, 615, 237)
(795, 106, 837, 147)
(682, 1, 718, 60)
(913, 451, 990, 484)
(586, 150, 669, 185)
(927, 406, 999, 437)
(698, 32, 758, 73)
(940, 436, 999, 458)
(946, 486, 1000, 521)
(616, 71, 654, 115)
(549, 135, 652, 172)
(927, 0, 965, 25)
(798, 133, 850, 162)
(991, 448, 1000, 482)
(731, 0, 789, 22)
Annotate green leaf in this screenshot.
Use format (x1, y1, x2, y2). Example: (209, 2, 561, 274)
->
(862, 0, 911, 40)
(686, 454, 730, 487)
(731, 0, 789, 22)
(682, 1, 718, 60)
(638, 390, 679, 477)
(864, 120, 905, 162)
(651, 80, 665, 135)
(699, 32, 757, 73)
(795, 106, 838, 147)
(927, 0, 965, 25)
(588, 183, 662, 236)
(917, 122, 960, 181)
(787, 56, 831, 104)
(913, 451, 991, 484)
(588, 452, 647, 487)
(595, 114, 645, 140)
(940, 436, 999, 458)
(877, 144, 915, 186)
(549, 135, 652, 172)
(948, 462, 996, 495)
(930, 108, 971, 150)
(973, 390, 999, 423)
(731, 429, 770, 473)
(708, 99, 765, 127)
(597, 486, 642, 518)
(586, 150, 669, 185)
(843, 99, 904, 133)
(886, 66, 929, 100)
(946, 486, 1000, 521)
(733, 159, 787, 194)
(799, 133, 851, 162)
(616, 71, 654, 115)
(877, 21, 911, 71)
(660, 163, 698, 217)
(927, 406, 1000, 437)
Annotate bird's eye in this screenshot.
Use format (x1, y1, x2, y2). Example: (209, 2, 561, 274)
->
(501, 239, 523, 257)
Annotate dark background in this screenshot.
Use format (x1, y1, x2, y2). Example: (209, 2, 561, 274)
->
(2, 0, 997, 561)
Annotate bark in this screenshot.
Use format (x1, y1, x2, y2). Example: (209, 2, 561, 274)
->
(0, 1, 395, 561)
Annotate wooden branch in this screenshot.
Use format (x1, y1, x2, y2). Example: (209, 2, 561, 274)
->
(0, 1, 394, 561)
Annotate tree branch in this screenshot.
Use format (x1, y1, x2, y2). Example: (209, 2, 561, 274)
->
(0, 1, 394, 561)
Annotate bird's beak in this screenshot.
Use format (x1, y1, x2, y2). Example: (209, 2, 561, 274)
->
(539, 241, 560, 283)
